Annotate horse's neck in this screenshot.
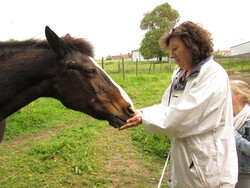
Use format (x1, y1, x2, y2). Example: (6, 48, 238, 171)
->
(0, 46, 58, 120)
(2, 48, 54, 75)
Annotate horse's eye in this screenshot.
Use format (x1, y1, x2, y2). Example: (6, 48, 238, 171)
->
(85, 69, 96, 74)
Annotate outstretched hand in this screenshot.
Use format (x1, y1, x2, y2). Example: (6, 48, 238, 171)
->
(119, 110, 142, 130)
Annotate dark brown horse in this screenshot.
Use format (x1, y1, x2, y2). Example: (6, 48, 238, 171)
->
(0, 26, 134, 142)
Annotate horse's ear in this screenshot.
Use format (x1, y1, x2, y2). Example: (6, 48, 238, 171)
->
(45, 26, 67, 58)
(65, 33, 72, 38)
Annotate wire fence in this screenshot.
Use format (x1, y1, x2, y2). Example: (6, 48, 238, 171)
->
(98, 56, 250, 79)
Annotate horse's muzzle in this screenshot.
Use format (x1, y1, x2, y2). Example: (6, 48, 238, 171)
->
(109, 105, 134, 128)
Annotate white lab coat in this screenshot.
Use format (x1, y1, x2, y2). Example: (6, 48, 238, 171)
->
(141, 57, 238, 187)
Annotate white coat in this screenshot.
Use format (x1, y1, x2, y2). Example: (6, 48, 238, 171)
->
(141, 57, 238, 187)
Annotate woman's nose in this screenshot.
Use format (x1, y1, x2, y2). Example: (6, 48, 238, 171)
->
(170, 52, 176, 59)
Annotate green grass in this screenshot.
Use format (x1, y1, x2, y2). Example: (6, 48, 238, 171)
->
(5, 98, 84, 140)
(110, 72, 172, 158)
(0, 120, 105, 187)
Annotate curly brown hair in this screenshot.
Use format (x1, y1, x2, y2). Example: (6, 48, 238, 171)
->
(159, 21, 214, 65)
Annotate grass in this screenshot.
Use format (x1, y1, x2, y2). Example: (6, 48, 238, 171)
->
(0, 121, 105, 187)
(5, 98, 84, 140)
(215, 57, 250, 72)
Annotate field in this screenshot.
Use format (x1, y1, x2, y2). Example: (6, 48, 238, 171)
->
(1, 59, 250, 187)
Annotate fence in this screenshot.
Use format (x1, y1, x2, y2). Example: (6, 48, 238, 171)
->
(98, 57, 250, 79)
(214, 56, 250, 72)
(99, 59, 175, 77)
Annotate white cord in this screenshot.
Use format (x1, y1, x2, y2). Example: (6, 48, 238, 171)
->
(157, 153, 170, 188)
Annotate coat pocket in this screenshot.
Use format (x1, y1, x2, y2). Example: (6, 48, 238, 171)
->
(187, 140, 220, 187)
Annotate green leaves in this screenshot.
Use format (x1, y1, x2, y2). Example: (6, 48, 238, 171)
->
(140, 3, 179, 60)
(140, 29, 168, 59)
(140, 3, 179, 31)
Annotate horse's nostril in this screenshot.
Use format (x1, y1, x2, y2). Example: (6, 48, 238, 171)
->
(127, 105, 134, 114)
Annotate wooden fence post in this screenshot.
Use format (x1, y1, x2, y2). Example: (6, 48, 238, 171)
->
(118, 61, 121, 73)
(136, 59, 138, 76)
(241, 57, 245, 71)
(122, 58, 125, 80)
(101, 57, 104, 69)
(148, 63, 152, 74)
(160, 60, 163, 73)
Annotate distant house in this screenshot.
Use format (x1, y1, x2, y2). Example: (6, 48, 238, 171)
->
(111, 54, 131, 61)
(131, 49, 169, 61)
(213, 50, 231, 56)
(231, 41, 250, 56)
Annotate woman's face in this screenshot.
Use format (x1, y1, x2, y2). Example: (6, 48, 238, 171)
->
(169, 37, 194, 71)
(231, 89, 238, 115)
(230, 84, 244, 116)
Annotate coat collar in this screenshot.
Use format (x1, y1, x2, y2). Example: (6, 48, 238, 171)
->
(188, 56, 213, 78)
(172, 56, 213, 92)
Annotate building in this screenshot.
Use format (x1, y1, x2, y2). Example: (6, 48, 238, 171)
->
(231, 41, 250, 56)
(111, 54, 131, 61)
(131, 49, 146, 61)
(213, 50, 231, 56)
(131, 49, 168, 61)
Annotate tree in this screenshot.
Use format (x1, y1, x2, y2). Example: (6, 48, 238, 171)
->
(106, 55, 112, 60)
(140, 29, 166, 60)
(139, 3, 179, 60)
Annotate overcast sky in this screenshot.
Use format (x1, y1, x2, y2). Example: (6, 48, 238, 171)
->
(1, 0, 249, 59)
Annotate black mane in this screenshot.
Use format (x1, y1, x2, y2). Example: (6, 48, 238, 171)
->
(0, 35, 94, 61)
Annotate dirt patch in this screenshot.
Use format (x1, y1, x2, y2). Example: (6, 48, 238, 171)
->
(228, 72, 250, 84)
(93, 126, 163, 187)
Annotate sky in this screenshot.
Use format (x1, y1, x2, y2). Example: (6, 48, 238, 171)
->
(0, 0, 249, 59)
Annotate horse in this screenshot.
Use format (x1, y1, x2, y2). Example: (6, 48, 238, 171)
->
(0, 26, 134, 142)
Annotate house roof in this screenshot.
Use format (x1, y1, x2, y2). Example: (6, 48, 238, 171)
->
(231, 41, 250, 48)
(111, 54, 131, 60)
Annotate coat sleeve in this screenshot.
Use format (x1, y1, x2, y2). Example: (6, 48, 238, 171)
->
(235, 131, 250, 156)
(142, 64, 232, 138)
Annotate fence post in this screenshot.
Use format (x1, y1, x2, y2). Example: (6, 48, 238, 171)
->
(160, 60, 163, 73)
(227, 57, 230, 72)
(241, 57, 245, 71)
(169, 59, 172, 72)
(136, 59, 138, 76)
(122, 57, 125, 80)
(148, 62, 152, 74)
(101, 57, 104, 69)
(118, 61, 121, 73)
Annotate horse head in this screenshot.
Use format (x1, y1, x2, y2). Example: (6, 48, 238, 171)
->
(45, 26, 134, 128)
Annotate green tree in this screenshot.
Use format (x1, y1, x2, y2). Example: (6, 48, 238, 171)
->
(106, 55, 112, 60)
(139, 3, 179, 60)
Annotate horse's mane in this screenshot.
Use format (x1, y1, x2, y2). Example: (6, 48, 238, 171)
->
(0, 35, 94, 59)
(61, 35, 94, 57)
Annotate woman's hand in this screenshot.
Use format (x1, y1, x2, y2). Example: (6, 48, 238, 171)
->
(119, 110, 142, 130)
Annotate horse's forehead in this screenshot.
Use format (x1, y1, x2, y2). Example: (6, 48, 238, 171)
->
(89, 57, 134, 107)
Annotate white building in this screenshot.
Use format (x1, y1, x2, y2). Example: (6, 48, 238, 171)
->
(231, 41, 250, 56)
(131, 49, 169, 61)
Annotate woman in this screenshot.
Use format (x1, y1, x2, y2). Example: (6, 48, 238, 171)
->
(230, 80, 250, 188)
(119, 21, 238, 187)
